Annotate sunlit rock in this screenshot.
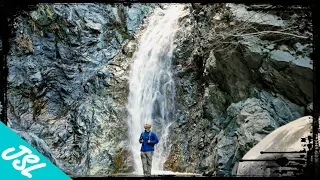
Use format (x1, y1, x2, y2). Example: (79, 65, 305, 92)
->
(236, 116, 313, 177)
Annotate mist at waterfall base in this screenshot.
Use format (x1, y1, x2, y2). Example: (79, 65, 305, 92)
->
(126, 4, 186, 175)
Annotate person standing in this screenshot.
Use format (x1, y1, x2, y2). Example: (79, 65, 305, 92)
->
(139, 123, 159, 176)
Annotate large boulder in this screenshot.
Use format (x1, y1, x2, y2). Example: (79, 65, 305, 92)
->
(236, 116, 313, 177)
(210, 90, 305, 176)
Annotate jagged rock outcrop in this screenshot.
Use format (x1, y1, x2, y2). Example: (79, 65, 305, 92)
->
(7, 3, 157, 176)
(13, 129, 59, 166)
(166, 3, 312, 176)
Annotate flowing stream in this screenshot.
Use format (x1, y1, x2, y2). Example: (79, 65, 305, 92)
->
(126, 4, 185, 174)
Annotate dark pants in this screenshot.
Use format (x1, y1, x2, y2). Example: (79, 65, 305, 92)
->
(141, 151, 153, 176)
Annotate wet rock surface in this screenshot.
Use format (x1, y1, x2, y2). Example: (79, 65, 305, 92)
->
(7, 3, 157, 176)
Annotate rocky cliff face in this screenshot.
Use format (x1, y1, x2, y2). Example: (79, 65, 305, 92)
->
(6, 3, 312, 177)
(165, 3, 312, 176)
(7, 3, 157, 176)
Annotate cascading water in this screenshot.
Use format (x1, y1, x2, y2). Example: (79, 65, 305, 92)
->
(126, 4, 185, 174)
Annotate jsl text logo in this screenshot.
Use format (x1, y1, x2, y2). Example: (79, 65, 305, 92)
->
(0, 122, 71, 180)
(1, 145, 47, 178)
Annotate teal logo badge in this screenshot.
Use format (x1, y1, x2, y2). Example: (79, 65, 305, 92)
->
(0, 122, 72, 180)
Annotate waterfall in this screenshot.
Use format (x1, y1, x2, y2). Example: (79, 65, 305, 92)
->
(126, 4, 185, 174)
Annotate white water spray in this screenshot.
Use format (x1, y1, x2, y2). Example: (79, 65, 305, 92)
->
(126, 4, 185, 174)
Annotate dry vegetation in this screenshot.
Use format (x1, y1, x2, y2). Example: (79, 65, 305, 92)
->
(16, 33, 34, 52)
(206, 4, 312, 59)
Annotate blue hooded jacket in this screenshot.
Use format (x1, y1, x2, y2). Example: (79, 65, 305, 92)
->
(139, 131, 159, 152)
